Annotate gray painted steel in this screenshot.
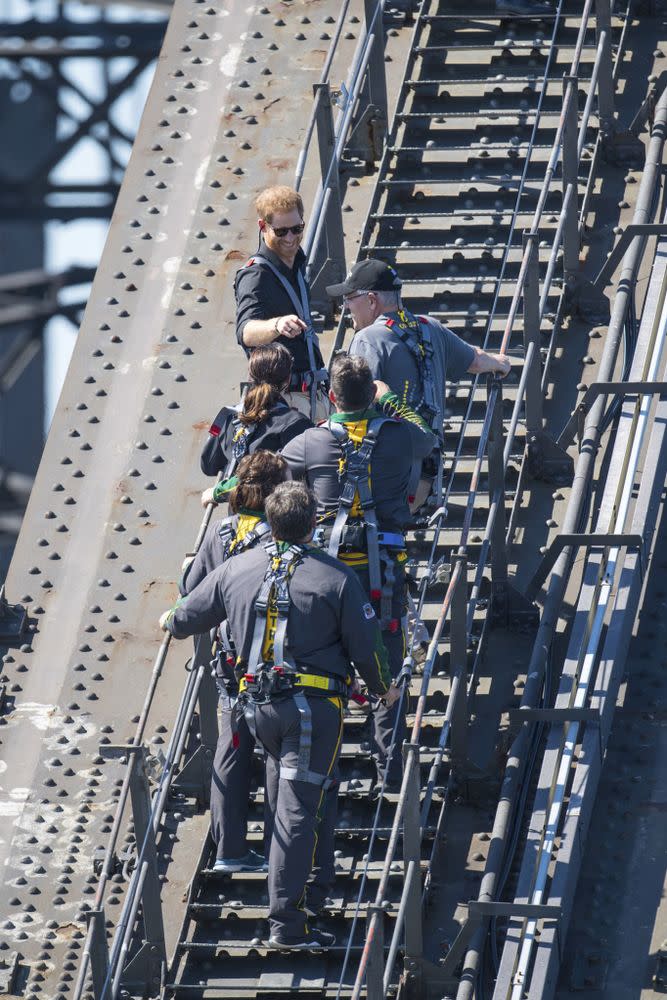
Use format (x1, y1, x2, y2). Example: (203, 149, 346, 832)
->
(0, 0, 362, 994)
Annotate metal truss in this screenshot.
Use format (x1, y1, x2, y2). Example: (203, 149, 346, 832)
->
(0, 7, 167, 223)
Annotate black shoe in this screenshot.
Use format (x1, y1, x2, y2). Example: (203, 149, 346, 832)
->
(303, 896, 333, 919)
(268, 927, 336, 950)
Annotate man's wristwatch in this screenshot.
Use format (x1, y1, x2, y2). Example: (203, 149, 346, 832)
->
(273, 317, 281, 337)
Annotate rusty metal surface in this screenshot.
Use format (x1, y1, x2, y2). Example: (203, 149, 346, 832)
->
(0, 1, 366, 994)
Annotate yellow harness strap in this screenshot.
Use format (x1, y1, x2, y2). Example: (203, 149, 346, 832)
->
(239, 671, 348, 694)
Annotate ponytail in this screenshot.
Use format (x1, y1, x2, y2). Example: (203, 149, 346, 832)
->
(239, 343, 293, 425)
(240, 382, 281, 425)
(228, 451, 289, 513)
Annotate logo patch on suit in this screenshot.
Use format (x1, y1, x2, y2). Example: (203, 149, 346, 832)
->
(362, 603, 375, 620)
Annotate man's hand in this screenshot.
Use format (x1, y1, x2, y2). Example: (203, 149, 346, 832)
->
(201, 486, 216, 507)
(489, 353, 511, 378)
(381, 682, 401, 708)
(159, 610, 171, 632)
(275, 315, 307, 339)
(468, 348, 511, 378)
(373, 379, 392, 399)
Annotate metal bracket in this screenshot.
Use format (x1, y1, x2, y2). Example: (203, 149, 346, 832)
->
(430, 900, 562, 988)
(171, 744, 213, 806)
(120, 941, 163, 996)
(0, 951, 19, 994)
(468, 901, 562, 920)
(526, 431, 574, 485)
(558, 380, 667, 448)
(509, 707, 599, 724)
(565, 275, 612, 325)
(628, 72, 666, 138)
(490, 579, 540, 630)
(526, 532, 644, 602)
(594, 224, 667, 289)
(346, 103, 387, 167)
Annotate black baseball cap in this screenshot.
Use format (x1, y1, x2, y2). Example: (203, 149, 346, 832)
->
(326, 258, 403, 298)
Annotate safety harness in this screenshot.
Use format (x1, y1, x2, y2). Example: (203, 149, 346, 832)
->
(325, 417, 405, 631)
(217, 514, 271, 561)
(222, 417, 257, 480)
(385, 312, 444, 508)
(239, 541, 348, 788)
(244, 256, 328, 420)
(384, 312, 440, 432)
(212, 514, 272, 700)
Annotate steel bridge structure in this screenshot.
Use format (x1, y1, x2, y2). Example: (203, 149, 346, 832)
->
(1, 3, 667, 1000)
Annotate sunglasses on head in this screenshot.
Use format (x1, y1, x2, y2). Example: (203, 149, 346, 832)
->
(267, 222, 305, 237)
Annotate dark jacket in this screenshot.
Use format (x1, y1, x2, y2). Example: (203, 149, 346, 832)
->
(234, 243, 324, 376)
(166, 542, 391, 695)
(281, 392, 437, 533)
(201, 399, 311, 477)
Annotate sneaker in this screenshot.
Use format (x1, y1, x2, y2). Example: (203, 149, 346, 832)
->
(303, 897, 333, 919)
(496, 0, 553, 13)
(268, 927, 336, 950)
(212, 850, 268, 874)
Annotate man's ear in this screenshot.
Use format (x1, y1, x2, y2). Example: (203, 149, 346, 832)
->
(328, 388, 336, 405)
(258, 219, 266, 231)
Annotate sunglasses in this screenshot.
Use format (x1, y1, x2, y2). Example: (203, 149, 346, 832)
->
(342, 291, 370, 305)
(268, 222, 305, 237)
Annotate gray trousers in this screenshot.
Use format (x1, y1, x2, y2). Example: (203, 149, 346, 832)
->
(250, 692, 343, 940)
(354, 559, 408, 787)
(210, 689, 271, 861)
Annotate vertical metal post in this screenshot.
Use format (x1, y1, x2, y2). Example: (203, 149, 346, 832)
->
(126, 748, 167, 981)
(366, 904, 386, 1000)
(309, 82, 347, 312)
(363, 0, 388, 147)
(522, 233, 544, 438)
(84, 908, 110, 1000)
(595, 0, 615, 142)
(401, 742, 423, 961)
(562, 76, 581, 286)
(449, 554, 468, 768)
(192, 633, 218, 753)
(487, 381, 509, 620)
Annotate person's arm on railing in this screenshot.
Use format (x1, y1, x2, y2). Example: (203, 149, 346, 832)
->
(159, 565, 227, 638)
(467, 345, 511, 377)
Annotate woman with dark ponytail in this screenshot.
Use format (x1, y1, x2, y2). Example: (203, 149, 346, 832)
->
(182, 450, 289, 594)
(200, 343, 312, 478)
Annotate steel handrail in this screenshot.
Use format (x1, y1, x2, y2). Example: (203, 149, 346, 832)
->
(301, 0, 386, 261)
(458, 36, 666, 1000)
(73, 494, 219, 999)
(293, 0, 354, 192)
(350, 5, 612, 994)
